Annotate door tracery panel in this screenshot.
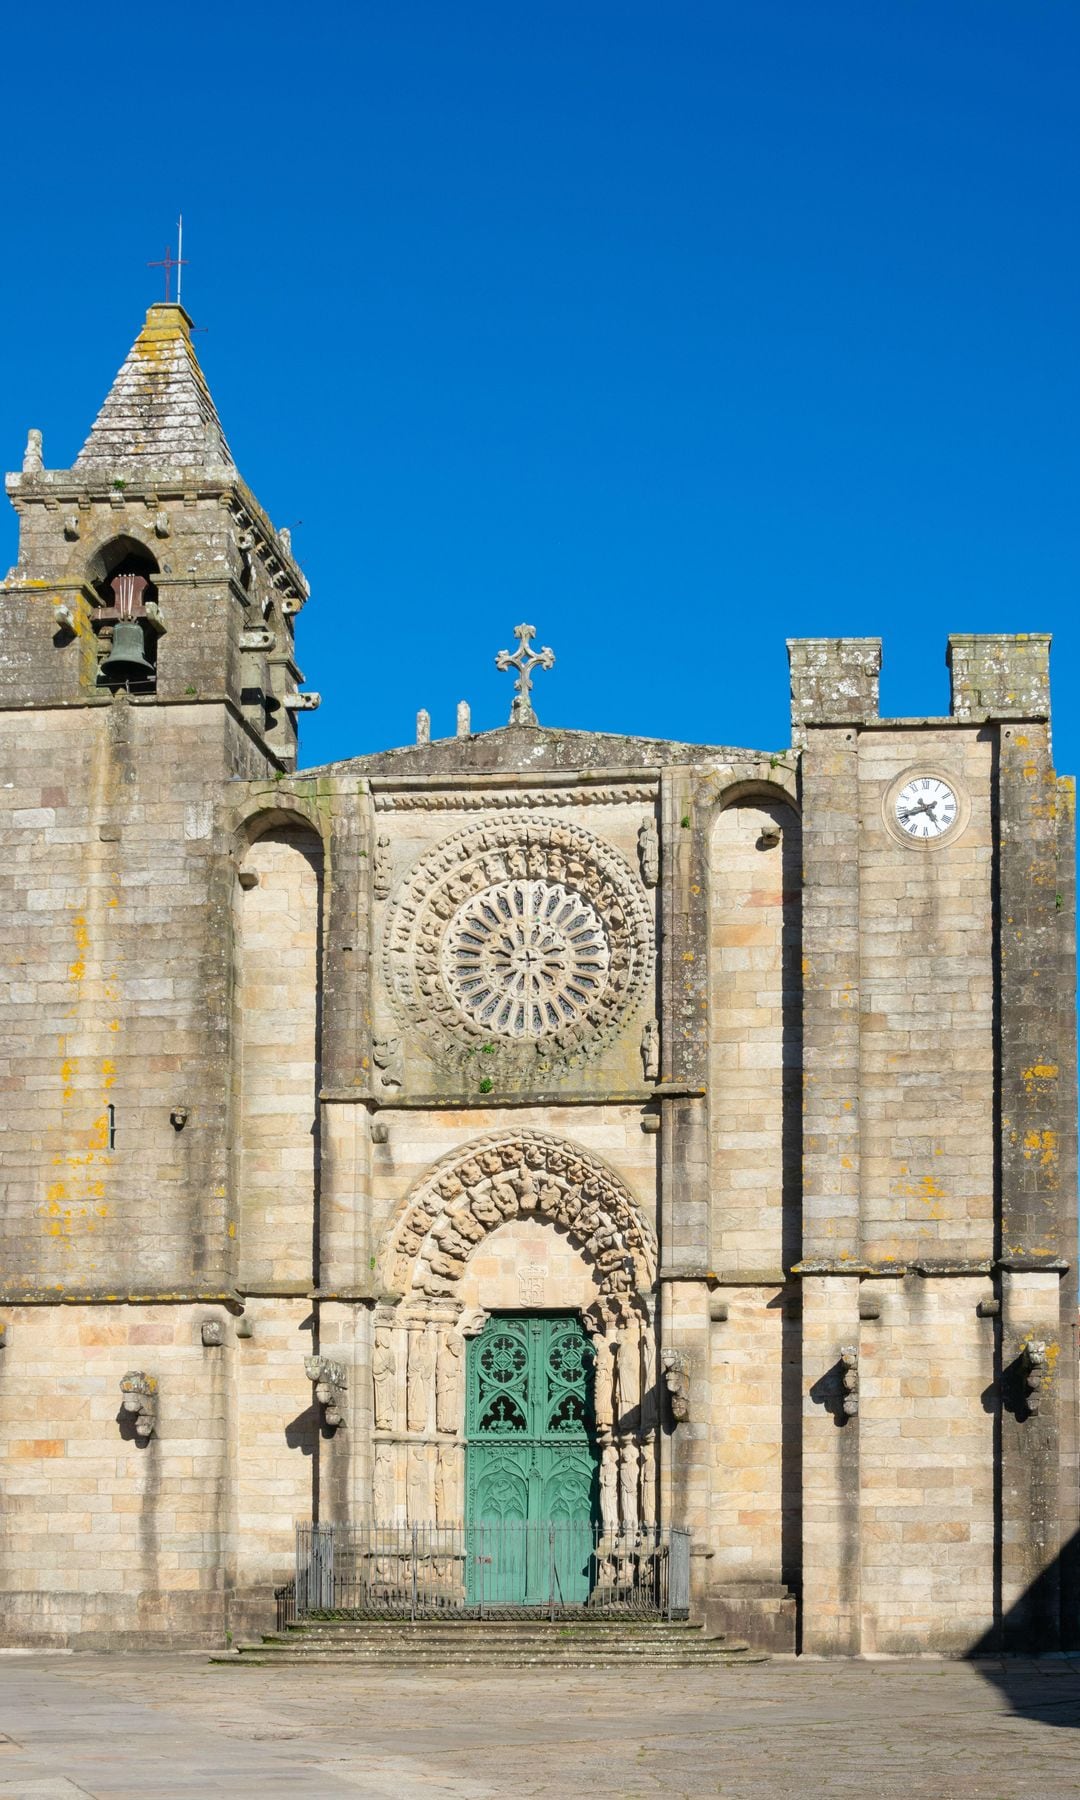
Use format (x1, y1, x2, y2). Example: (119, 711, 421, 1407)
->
(465, 1314, 597, 1603)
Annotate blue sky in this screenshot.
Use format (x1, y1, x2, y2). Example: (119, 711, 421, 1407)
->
(2, 1, 1077, 769)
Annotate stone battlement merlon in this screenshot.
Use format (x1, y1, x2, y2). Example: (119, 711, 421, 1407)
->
(947, 631, 1051, 723)
(789, 632, 1054, 745)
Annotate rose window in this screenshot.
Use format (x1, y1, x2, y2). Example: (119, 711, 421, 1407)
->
(443, 880, 610, 1039)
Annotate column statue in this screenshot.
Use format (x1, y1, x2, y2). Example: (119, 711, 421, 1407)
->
(372, 1328, 396, 1432)
(435, 1330, 463, 1434)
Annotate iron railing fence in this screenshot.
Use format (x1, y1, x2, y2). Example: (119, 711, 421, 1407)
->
(295, 1521, 691, 1622)
(275, 1579, 297, 1632)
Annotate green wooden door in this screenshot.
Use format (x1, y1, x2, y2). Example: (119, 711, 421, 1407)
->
(465, 1315, 598, 1605)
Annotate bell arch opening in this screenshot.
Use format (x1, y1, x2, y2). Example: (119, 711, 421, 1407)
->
(88, 535, 161, 693)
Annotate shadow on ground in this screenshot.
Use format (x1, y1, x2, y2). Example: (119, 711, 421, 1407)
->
(968, 1527, 1080, 1729)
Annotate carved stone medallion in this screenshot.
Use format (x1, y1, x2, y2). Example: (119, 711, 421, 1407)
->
(382, 816, 653, 1076)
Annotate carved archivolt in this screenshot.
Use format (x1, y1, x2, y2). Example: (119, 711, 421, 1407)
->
(381, 815, 654, 1075)
(382, 1130, 656, 1318)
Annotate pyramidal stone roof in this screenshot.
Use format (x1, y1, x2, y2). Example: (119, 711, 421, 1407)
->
(73, 303, 236, 476)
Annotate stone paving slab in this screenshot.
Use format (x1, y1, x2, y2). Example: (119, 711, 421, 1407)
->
(1, 1653, 1080, 1798)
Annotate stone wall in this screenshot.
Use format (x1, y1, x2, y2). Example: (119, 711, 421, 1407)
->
(234, 828, 323, 1291)
(708, 795, 801, 1275)
(0, 1303, 232, 1647)
(0, 703, 263, 1293)
(856, 729, 995, 1262)
(0, 616, 1076, 1656)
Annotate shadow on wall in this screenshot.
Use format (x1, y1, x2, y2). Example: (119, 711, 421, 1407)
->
(969, 1530, 1080, 1730)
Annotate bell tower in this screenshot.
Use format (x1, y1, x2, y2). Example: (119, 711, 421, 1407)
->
(0, 304, 319, 1317)
(1, 302, 317, 765)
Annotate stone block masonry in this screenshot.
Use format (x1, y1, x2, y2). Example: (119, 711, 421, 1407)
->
(0, 304, 1075, 1654)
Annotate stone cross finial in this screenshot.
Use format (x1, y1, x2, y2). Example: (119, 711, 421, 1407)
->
(495, 623, 555, 725)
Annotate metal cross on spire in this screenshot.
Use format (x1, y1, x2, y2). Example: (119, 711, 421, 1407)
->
(148, 217, 188, 305)
(495, 623, 555, 725)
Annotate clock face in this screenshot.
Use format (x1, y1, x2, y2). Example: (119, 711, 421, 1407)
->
(893, 774, 958, 841)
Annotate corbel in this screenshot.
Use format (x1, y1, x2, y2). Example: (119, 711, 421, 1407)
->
(1023, 1339, 1049, 1415)
(119, 1371, 157, 1439)
(839, 1344, 859, 1418)
(305, 1355, 347, 1429)
(661, 1348, 690, 1422)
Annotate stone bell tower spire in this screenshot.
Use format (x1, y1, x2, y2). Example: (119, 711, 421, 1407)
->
(1, 303, 317, 766)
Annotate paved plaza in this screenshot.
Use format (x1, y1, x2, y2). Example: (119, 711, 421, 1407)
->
(1, 1653, 1079, 1798)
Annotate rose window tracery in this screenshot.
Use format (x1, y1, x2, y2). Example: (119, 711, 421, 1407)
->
(443, 880, 610, 1039)
(381, 815, 653, 1076)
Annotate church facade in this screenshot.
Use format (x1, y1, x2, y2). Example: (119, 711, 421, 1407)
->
(0, 303, 1076, 1654)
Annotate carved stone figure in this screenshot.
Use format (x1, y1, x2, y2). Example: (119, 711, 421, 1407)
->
(407, 1326, 436, 1434)
(407, 1444, 432, 1522)
(599, 1442, 619, 1535)
(615, 1324, 641, 1429)
(305, 1355, 347, 1429)
(639, 1434, 657, 1528)
(372, 1035, 403, 1090)
(373, 1444, 396, 1520)
(372, 1328, 396, 1432)
(593, 1336, 615, 1437)
(434, 1444, 449, 1523)
(640, 1019, 660, 1082)
(22, 428, 43, 474)
(637, 818, 659, 886)
(662, 1348, 690, 1422)
(619, 1439, 639, 1531)
(119, 1371, 157, 1440)
(840, 1344, 860, 1419)
(373, 834, 393, 899)
(435, 1330, 463, 1434)
(1024, 1338, 1049, 1415)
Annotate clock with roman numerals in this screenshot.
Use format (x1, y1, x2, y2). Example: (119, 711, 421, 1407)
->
(883, 766, 969, 849)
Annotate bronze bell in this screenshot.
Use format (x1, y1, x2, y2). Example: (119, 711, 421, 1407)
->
(99, 617, 155, 687)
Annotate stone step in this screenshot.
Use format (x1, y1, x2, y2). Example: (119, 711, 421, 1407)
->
(218, 1613, 768, 1669)
(256, 1632, 734, 1651)
(220, 1650, 767, 1667)
(272, 1622, 708, 1638)
(267, 1623, 714, 1638)
(297, 1620, 702, 1634)
(247, 1640, 752, 1659)
(220, 1620, 766, 1668)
